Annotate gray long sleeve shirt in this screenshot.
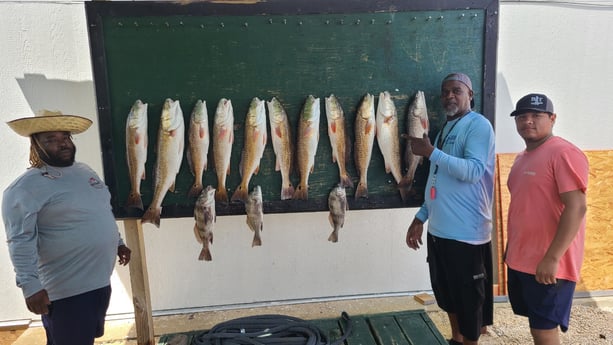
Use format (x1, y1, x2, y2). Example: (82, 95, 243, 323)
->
(2, 162, 124, 301)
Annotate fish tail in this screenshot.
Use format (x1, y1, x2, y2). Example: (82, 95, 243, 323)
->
(231, 184, 249, 202)
(355, 182, 368, 199)
(281, 185, 295, 200)
(141, 207, 161, 228)
(397, 175, 413, 202)
(198, 247, 212, 261)
(293, 184, 309, 200)
(340, 174, 354, 189)
(125, 191, 144, 210)
(252, 233, 262, 247)
(188, 183, 204, 198)
(215, 187, 228, 203)
(328, 230, 338, 243)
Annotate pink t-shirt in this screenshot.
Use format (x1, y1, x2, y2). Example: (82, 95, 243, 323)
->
(506, 136, 588, 282)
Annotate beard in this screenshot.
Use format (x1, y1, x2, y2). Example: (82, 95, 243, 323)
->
(443, 103, 459, 117)
(38, 147, 76, 167)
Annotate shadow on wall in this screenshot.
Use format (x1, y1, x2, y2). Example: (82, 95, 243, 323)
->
(14, 73, 133, 308)
(16, 73, 103, 172)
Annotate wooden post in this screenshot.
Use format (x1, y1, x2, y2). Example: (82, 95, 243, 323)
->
(123, 219, 155, 345)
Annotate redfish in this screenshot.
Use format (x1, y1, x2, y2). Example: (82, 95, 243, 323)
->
(142, 98, 185, 227)
(125, 99, 148, 210)
(187, 100, 210, 198)
(294, 95, 320, 200)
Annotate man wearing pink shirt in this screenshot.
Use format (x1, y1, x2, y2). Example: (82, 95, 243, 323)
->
(506, 93, 589, 345)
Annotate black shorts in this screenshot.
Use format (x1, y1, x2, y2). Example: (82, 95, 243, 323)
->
(427, 233, 493, 341)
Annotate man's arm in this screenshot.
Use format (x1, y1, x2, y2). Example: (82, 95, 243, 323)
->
(535, 189, 587, 284)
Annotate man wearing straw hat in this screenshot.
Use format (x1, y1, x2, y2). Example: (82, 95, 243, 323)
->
(2, 110, 131, 345)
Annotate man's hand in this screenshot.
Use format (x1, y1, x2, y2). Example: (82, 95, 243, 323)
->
(117, 245, 131, 266)
(535, 255, 559, 285)
(408, 133, 434, 158)
(406, 218, 424, 250)
(26, 289, 50, 315)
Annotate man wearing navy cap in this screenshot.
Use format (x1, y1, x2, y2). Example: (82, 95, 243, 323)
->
(506, 94, 588, 345)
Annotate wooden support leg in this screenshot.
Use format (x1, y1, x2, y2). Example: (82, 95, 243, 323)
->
(123, 219, 155, 345)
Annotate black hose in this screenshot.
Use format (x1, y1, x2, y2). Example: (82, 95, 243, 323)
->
(192, 311, 352, 345)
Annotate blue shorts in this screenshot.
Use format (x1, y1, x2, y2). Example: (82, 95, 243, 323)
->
(507, 267, 575, 332)
(426, 233, 493, 341)
(42, 285, 112, 345)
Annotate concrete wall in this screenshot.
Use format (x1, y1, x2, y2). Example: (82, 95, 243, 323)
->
(1, 1, 612, 324)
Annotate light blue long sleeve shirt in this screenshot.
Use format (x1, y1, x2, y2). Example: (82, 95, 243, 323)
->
(2, 162, 124, 301)
(415, 111, 495, 243)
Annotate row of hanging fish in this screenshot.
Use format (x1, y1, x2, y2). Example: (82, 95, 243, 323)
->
(125, 92, 430, 229)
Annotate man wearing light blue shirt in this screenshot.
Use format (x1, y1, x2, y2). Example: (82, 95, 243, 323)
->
(406, 73, 495, 345)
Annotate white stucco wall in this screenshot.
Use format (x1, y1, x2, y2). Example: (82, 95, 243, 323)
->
(1, 1, 611, 324)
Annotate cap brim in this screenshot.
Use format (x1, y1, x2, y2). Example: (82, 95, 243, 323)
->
(510, 108, 552, 117)
(7, 115, 92, 137)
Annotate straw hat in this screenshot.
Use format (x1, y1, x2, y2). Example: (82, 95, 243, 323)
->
(7, 110, 92, 137)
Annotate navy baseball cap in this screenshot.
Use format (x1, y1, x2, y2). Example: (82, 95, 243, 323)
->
(442, 73, 475, 108)
(510, 93, 554, 116)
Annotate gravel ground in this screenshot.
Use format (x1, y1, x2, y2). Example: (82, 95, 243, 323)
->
(428, 302, 613, 345)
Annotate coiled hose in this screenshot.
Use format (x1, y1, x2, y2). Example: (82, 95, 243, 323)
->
(192, 311, 352, 345)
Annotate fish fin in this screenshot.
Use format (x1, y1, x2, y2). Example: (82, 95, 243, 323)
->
(330, 122, 337, 134)
(252, 234, 262, 247)
(188, 184, 203, 198)
(397, 175, 412, 202)
(421, 118, 429, 131)
(231, 185, 248, 202)
(275, 126, 283, 139)
(198, 247, 212, 261)
(125, 192, 144, 210)
(365, 122, 374, 135)
(328, 213, 335, 227)
(331, 153, 337, 163)
(328, 230, 338, 243)
(275, 157, 281, 171)
(340, 174, 354, 189)
(215, 187, 228, 203)
(199, 126, 207, 139)
(194, 225, 203, 244)
(384, 163, 391, 174)
(169, 181, 176, 193)
(293, 184, 308, 200)
(141, 170, 146, 181)
(355, 182, 368, 200)
(281, 185, 295, 200)
(141, 207, 161, 228)
(255, 164, 260, 175)
(204, 160, 208, 171)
